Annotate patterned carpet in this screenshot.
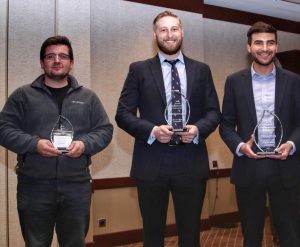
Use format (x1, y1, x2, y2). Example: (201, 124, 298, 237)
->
(119, 218, 278, 247)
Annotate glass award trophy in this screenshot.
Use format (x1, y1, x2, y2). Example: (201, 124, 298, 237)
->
(51, 115, 74, 153)
(252, 109, 283, 155)
(164, 90, 190, 145)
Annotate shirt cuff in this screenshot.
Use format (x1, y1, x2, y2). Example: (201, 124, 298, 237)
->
(236, 142, 245, 157)
(192, 126, 199, 144)
(287, 141, 296, 155)
(147, 127, 157, 145)
(193, 133, 199, 144)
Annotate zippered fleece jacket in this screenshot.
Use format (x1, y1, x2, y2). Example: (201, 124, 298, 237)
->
(0, 74, 113, 182)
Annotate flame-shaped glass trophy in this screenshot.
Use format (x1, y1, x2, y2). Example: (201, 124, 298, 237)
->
(253, 109, 283, 155)
(51, 115, 74, 153)
(164, 90, 190, 146)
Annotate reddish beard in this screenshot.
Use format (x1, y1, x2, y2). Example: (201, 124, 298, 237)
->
(156, 39, 183, 55)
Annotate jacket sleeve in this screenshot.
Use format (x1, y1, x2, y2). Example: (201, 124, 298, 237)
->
(285, 73, 300, 151)
(115, 63, 155, 142)
(0, 88, 40, 154)
(78, 93, 113, 156)
(219, 76, 244, 153)
(193, 64, 221, 140)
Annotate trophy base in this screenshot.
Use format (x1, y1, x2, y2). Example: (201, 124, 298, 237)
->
(173, 127, 187, 132)
(256, 151, 281, 155)
(168, 135, 183, 146)
(57, 147, 69, 153)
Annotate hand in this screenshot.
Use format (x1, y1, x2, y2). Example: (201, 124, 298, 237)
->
(177, 125, 198, 143)
(240, 135, 264, 159)
(266, 142, 292, 160)
(64, 141, 85, 158)
(152, 125, 173, 143)
(37, 139, 61, 157)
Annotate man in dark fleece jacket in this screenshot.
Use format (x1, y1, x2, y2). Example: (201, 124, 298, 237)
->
(0, 36, 113, 247)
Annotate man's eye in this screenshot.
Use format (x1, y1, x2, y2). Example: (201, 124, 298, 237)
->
(45, 54, 55, 59)
(59, 54, 70, 59)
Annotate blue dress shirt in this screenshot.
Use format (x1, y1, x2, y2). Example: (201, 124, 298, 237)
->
(148, 52, 198, 144)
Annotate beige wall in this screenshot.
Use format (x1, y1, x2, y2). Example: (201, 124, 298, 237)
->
(0, 0, 300, 245)
(206, 178, 236, 215)
(0, 1, 8, 246)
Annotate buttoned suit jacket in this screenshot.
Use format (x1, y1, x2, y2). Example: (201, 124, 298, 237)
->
(219, 66, 300, 187)
(116, 54, 220, 180)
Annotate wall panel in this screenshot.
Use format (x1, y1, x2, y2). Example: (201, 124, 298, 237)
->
(277, 31, 300, 52)
(0, 0, 8, 246)
(57, 0, 91, 86)
(203, 19, 250, 169)
(7, 1, 55, 246)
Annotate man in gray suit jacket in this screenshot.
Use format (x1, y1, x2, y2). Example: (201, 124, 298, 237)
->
(116, 11, 220, 247)
(220, 22, 300, 247)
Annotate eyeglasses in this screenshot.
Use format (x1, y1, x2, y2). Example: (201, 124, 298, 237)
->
(44, 53, 71, 60)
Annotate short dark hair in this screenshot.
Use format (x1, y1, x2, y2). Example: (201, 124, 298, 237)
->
(153, 11, 182, 30)
(40, 35, 73, 60)
(247, 21, 277, 45)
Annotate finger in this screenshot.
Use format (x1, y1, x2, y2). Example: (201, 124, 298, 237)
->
(182, 136, 192, 143)
(246, 148, 261, 159)
(42, 150, 60, 157)
(267, 154, 284, 160)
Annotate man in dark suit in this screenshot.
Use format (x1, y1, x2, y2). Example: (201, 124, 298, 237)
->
(220, 21, 300, 247)
(115, 11, 220, 247)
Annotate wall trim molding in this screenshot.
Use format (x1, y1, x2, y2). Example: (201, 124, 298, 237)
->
(92, 168, 232, 190)
(125, 0, 300, 34)
(87, 212, 239, 247)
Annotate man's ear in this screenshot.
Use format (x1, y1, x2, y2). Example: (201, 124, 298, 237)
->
(247, 44, 251, 54)
(40, 60, 44, 69)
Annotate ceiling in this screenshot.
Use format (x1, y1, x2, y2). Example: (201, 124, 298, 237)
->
(204, 0, 300, 22)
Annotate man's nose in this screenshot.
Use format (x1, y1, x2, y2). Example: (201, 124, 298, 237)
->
(262, 43, 268, 51)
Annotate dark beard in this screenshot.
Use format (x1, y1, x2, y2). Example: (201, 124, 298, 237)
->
(253, 56, 274, 66)
(46, 72, 69, 81)
(156, 40, 182, 56)
(253, 51, 275, 66)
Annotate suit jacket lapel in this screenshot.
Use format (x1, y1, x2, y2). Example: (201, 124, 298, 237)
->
(184, 56, 193, 100)
(275, 67, 285, 115)
(243, 68, 257, 124)
(149, 55, 167, 105)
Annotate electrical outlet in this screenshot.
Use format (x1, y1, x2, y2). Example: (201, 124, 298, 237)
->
(212, 160, 218, 168)
(98, 218, 107, 227)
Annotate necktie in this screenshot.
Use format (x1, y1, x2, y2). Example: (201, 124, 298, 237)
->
(165, 59, 183, 145)
(165, 59, 183, 131)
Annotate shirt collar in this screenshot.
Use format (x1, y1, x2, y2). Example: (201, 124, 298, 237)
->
(251, 63, 276, 81)
(158, 51, 185, 65)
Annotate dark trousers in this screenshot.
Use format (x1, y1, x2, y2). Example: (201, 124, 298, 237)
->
(17, 177, 91, 247)
(136, 175, 206, 247)
(236, 177, 300, 247)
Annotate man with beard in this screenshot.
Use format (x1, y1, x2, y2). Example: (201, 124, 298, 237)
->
(219, 22, 300, 247)
(0, 36, 113, 247)
(115, 11, 220, 247)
